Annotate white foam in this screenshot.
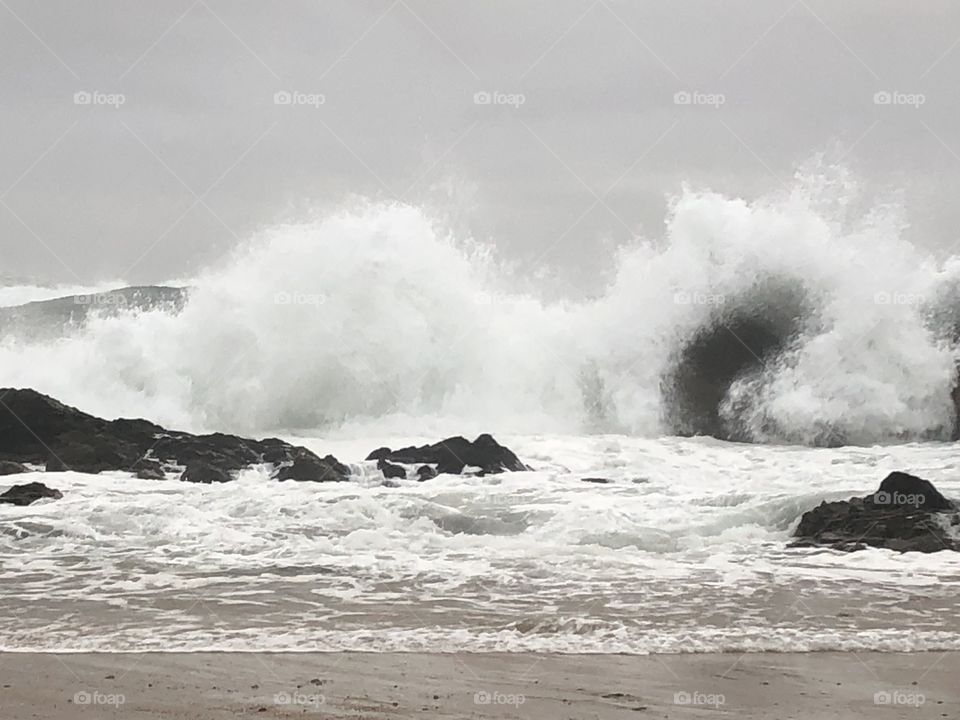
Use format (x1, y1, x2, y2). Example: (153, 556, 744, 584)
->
(2, 436, 959, 652)
(1, 166, 959, 443)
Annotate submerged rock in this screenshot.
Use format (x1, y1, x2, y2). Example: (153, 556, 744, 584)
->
(367, 434, 528, 477)
(0, 388, 349, 484)
(0, 481, 63, 506)
(792, 472, 959, 553)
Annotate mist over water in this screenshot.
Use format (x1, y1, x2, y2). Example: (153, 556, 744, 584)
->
(2, 165, 959, 444)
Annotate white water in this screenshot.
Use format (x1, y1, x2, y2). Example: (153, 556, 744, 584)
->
(2, 167, 960, 442)
(2, 435, 959, 653)
(3, 166, 960, 653)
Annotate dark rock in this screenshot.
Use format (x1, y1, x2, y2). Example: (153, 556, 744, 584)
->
(180, 462, 232, 484)
(150, 432, 262, 473)
(372, 434, 527, 476)
(0, 461, 29, 475)
(0, 481, 63, 506)
(416, 465, 438, 482)
(581, 477, 611, 484)
(952, 377, 960, 441)
(377, 458, 406, 479)
(45, 456, 67, 472)
(276, 451, 350, 483)
(875, 471, 953, 511)
(46, 435, 128, 473)
(0, 388, 348, 484)
(0, 389, 162, 472)
(792, 472, 958, 553)
(365, 447, 393, 461)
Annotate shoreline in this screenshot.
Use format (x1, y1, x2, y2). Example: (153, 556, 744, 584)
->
(2, 651, 957, 719)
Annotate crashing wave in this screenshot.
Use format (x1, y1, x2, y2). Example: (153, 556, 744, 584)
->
(1, 166, 958, 445)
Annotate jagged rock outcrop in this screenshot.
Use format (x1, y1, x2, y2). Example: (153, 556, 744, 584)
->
(275, 450, 350, 483)
(792, 471, 959, 553)
(0, 388, 349, 483)
(366, 434, 528, 477)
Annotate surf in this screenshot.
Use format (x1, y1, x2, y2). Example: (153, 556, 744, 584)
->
(2, 164, 959, 445)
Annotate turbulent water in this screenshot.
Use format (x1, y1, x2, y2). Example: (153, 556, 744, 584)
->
(3, 172, 960, 443)
(3, 438, 960, 653)
(3, 167, 960, 652)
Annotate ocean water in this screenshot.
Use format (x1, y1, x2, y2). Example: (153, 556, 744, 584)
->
(2, 168, 960, 652)
(2, 437, 959, 653)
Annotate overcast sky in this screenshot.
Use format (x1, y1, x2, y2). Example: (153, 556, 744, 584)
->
(2, 1, 960, 294)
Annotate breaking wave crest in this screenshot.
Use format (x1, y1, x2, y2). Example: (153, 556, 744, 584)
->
(3, 165, 960, 445)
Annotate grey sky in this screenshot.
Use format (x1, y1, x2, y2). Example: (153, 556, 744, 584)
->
(2, 0, 959, 295)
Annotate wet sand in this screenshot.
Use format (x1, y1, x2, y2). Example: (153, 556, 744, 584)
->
(1, 651, 957, 719)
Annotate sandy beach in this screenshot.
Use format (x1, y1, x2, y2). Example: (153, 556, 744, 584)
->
(0, 651, 956, 719)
